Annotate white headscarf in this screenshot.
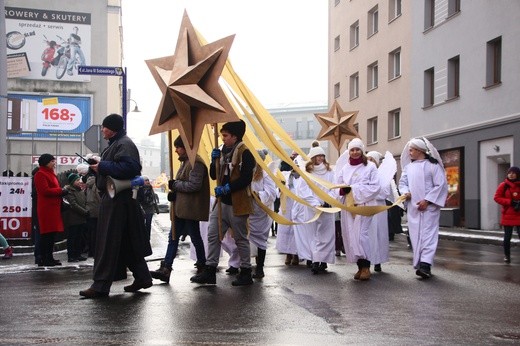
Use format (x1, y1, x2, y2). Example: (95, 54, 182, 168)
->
(401, 137, 444, 169)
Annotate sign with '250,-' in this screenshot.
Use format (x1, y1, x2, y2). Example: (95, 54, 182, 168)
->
(0, 177, 32, 239)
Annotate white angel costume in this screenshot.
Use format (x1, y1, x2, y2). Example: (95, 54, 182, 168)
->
(399, 138, 448, 269)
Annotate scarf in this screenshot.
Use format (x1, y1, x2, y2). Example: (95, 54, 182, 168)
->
(349, 156, 363, 166)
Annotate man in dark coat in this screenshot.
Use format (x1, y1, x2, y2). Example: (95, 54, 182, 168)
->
(80, 114, 152, 299)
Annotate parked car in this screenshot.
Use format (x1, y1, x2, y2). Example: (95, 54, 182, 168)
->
(155, 191, 170, 213)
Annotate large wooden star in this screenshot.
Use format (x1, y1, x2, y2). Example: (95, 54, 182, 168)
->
(314, 100, 359, 151)
(147, 11, 239, 165)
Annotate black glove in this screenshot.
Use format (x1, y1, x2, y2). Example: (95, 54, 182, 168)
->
(167, 191, 176, 202)
(168, 179, 176, 190)
(512, 200, 520, 212)
(322, 202, 331, 208)
(86, 158, 98, 165)
(340, 187, 351, 195)
(61, 188, 69, 197)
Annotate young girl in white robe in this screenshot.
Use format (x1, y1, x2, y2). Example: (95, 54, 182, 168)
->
(335, 138, 380, 280)
(293, 145, 337, 274)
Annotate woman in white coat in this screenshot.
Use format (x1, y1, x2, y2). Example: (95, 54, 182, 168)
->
(336, 138, 380, 280)
(293, 145, 337, 274)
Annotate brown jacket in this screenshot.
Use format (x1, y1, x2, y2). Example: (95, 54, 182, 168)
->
(174, 154, 210, 221)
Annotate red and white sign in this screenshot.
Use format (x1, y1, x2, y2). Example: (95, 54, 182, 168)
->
(38, 102, 83, 131)
(0, 177, 32, 239)
(31, 155, 86, 166)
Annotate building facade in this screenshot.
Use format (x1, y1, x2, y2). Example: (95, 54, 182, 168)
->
(4, 0, 123, 176)
(330, 0, 520, 229)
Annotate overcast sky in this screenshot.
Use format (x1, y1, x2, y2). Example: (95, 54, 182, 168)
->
(121, 0, 328, 145)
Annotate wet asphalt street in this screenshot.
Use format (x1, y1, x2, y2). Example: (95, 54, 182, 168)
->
(0, 214, 519, 345)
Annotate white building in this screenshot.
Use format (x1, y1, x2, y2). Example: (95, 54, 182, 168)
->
(329, 0, 520, 229)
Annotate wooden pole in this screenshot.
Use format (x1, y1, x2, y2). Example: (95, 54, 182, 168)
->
(214, 123, 223, 241)
(168, 131, 175, 241)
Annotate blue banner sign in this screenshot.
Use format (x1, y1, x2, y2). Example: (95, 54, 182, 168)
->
(78, 65, 124, 76)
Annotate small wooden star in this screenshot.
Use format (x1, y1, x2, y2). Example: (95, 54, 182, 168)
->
(314, 100, 359, 151)
(147, 11, 239, 166)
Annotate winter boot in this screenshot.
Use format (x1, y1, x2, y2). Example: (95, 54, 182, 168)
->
(232, 267, 253, 286)
(374, 264, 382, 272)
(291, 255, 299, 266)
(190, 265, 217, 285)
(359, 267, 371, 280)
(225, 266, 239, 275)
(150, 261, 172, 283)
(253, 248, 266, 279)
(285, 254, 292, 265)
(2, 246, 13, 260)
(416, 262, 432, 279)
(354, 260, 362, 280)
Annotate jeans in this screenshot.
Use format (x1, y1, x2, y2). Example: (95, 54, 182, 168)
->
(144, 213, 153, 241)
(67, 224, 86, 259)
(164, 217, 206, 267)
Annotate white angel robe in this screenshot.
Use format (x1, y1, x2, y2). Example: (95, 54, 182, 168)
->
(293, 165, 337, 264)
(248, 171, 277, 250)
(336, 161, 380, 264)
(369, 183, 391, 265)
(399, 159, 448, 268)
(275, 171, 298, 255)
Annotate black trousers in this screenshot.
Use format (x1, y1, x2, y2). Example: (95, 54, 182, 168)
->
(503, 226, 520, 257)
(40, 232, 57, 263)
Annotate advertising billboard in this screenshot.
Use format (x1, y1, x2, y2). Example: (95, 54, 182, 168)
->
(5, 6, 92, 82)
(7, 93, 92, 139)
(0, 177, 32, 239)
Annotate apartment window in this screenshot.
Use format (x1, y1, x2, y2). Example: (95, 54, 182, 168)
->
(424, 67, 435, 107)
(367, 61, 378, 91)
(350, 20, 359, 49)
(334, 35, 340, 51)
(334, 82, 340, 98)
(349, 72, 359, 100)
(447, 55, 460, 99)
(389, 0, 402, 21)
(296, 121, 304, 139)
(367, 117, 378, 144)
(486, 36, 502, 87)
(448, 0, 461, 17)
(307, 120, 315, 138)
(424, 0, 435, 30)
(368, 5, 379, 37)
(388, 108, 401, 139)
(388, 48, 401, 80)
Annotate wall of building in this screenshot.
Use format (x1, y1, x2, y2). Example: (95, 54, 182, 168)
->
(412, 0, 520, 229)
(5, 0, 122, 174)
(328, 0, 412, 157)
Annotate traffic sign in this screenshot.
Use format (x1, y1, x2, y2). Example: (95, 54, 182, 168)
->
(84, 125, 108, 153)
(78, 66, 124, 76)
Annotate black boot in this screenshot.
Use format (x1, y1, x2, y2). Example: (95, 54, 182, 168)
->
(232, 267, 253, 286)
(416, 262, 432, 279)
(190, 265, 216, 285)
(150, 261, 172, 283)
(253, 248, 266, 279)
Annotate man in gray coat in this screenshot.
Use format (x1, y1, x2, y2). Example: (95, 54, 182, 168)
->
(80, 114, 152, 298)
(149, 135, 210, 283)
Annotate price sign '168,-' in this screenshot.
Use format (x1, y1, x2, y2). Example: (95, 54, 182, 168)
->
(38, 103, 82, 131)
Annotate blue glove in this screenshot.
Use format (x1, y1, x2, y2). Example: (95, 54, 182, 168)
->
(211, 148, 221, 160)
(214, 183, 231, 197)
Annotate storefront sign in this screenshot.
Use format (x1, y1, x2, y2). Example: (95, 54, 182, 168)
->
(0, 177, 32, 239)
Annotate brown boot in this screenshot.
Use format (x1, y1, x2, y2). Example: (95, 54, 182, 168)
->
(150, 261, 172, 283)
(291, 255, 299, 266)
(285, 254, 292, 265)
(359, 267, 371, 280)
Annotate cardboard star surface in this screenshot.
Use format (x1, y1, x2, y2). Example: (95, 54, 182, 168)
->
(147, 11, 239, 166)
(314, 100, 359, 151)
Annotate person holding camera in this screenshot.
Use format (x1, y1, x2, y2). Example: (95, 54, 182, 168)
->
(494, 166, 520, 264)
